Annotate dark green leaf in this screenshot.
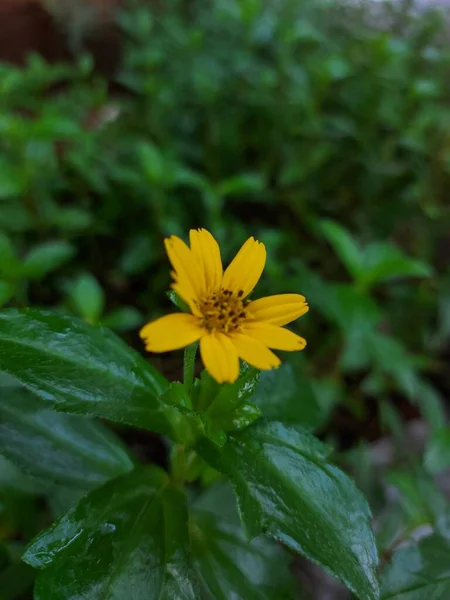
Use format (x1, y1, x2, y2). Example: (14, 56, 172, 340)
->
(191, 483, 296, 599)
(381, 535, 450, 599)
(22, 242, 76, 279)
(0, 560, 35, 600)
(24, 467, 200, 600)
(0, 281, 15, 307)
(198, 420, 379, 600)
(0, 386, 134, 489)
(251, 364, 328, 430)
(0, 309, 200, 442)
(0, 158, 27, 199)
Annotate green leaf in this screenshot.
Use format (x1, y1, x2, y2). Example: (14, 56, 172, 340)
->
(102, 306, 143, 331)
(51, 207, 93, 232)
(0, 233, 20, 279)
(0, 281, 15, 307)
(138, 142, 165, 185)
(361, 243, 432, 287)
(0, 385, 134, 489)
(22, 241, 75, 279)
(0, 158, 27, 199)
(251, 364, 327, 430)
(381, 535, 450, 599)
(194, 365, 261, 433)
(320, 220, 362, 280)
(67, 273, 105, 324)
(198, 420, 379, 600)
(191, 483, 296, 599)
(167, 289, 190, 312)
(216, 173, 265, 199)
(425, 427, 450, 473)
(24, 467, 200, 600)
(0, 309, 200, 443)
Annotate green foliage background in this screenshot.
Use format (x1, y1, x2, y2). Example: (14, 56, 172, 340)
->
(2, 0, 450, 598)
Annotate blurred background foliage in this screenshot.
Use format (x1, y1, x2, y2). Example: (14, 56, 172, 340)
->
(2, 0, 450, 597)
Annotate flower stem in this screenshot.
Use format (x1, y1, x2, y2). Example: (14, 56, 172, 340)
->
(183, 342, 198, 393)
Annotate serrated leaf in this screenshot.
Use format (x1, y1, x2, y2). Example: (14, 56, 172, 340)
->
(24, 467, 200, 600)
(0, 385, 134, 488)
(192, 484, 296, 599)
(320, 220, 363, 280)
(381, 535, 450, 599)
(22, 241, 75, 279)
(197, 420, 379, 600)
(0, 309, 200, 443)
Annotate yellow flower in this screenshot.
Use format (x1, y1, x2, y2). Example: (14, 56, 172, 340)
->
(140, 229, 309, 383)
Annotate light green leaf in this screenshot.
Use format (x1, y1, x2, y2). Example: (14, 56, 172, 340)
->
(22, 241, 75, 279)
(216, 173, 265, 199)
(361, 243, 432, 287)
(67, 273, 105, 324)
(425, 427, 450, 473)
(0, 385, 134, 489)
(138, 142, 165, 184)
(320, 220, 363, 280)
(102, 306, 143, 331)
(381, 535, 450, 599)
(191, 483, 296, 599)
(197, 420, 379, 600)
(24, 467, 200, 600)
(0, 309, 200, 443)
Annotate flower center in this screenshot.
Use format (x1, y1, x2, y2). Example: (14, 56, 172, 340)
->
(200, 288, 249, 333)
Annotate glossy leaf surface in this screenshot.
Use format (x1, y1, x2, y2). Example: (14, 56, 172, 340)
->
(191, 483, 296, 599)
(0, 310, 200, 442)
(198, 420, 379, 600)
(24, 467, 200, 600)
(0, 385, 134, 488)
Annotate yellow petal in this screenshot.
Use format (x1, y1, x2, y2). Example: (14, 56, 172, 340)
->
(231, 333, 281, 371)
(189, 229, 223, 292)
(200, 332, 240, 383)
(222, 237, 266, 298)
(164, 236, 205, 305)
(140, 313, 203, 352)
(248, 294, 308, 326)
(244, 322, 307, 351)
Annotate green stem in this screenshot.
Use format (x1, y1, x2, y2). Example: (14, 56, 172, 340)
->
(183, 342, 198, 394)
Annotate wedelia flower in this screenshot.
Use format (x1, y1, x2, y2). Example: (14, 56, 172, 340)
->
(140, 229, 308, 383)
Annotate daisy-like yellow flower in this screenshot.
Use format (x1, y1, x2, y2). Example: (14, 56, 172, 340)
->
(140, 229, 309, 384)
